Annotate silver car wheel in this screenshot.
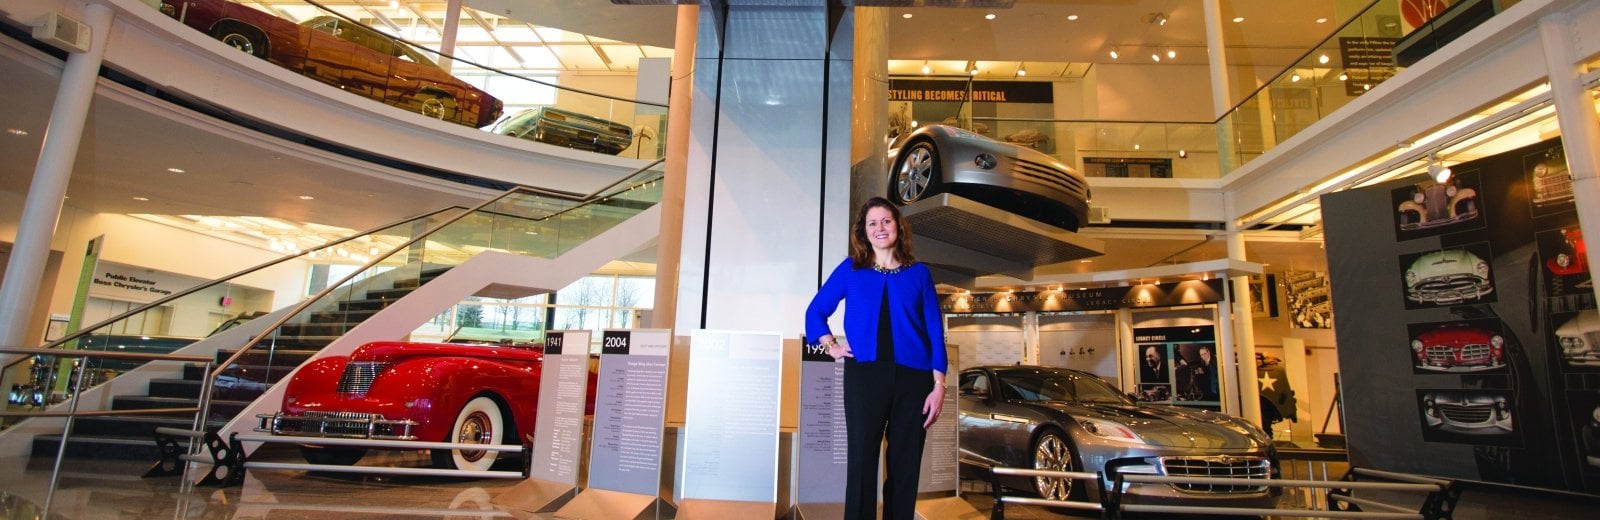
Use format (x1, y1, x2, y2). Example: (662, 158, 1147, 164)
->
(894, 141, 938, 204)
(1032, 430, 1074, 500)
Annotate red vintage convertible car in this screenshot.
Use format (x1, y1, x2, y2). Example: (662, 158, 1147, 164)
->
(158, 0, 502, 128)
(257, 341, 592, 471)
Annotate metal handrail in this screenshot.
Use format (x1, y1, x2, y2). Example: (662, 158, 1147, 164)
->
(194, 159, 665, 441)
(0, 347, 214, 519)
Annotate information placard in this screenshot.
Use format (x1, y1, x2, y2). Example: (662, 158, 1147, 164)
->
(796, 337, 848, 505)
(918, 382, 959, 492)
(529, 330, 591, 485)
(585, 329, 671, 496)
(679, 330, 784, 504)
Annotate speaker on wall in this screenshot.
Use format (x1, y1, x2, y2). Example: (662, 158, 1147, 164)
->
(33, 11, 91, 54)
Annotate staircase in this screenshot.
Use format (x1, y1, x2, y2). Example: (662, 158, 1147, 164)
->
(28, 268, 449, 461)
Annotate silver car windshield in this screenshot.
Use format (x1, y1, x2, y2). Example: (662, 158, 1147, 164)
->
(999, 370, 1132, 405)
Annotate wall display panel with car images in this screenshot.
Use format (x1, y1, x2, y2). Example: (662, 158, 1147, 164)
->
(1323, 136, 1600, 494)
(1132, 325, 1220, 410)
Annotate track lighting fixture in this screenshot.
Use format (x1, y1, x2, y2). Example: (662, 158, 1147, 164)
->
(1109, 49, 1120, 59)
(1427, 153, 1452, 183)
(1016, 62, 1026, 77)
(921, 60, 930, 74)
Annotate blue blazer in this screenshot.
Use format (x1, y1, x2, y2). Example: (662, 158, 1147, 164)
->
(805, 258, 948, 374)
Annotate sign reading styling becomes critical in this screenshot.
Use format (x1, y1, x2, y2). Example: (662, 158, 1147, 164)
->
(887, 80, 1053, 104)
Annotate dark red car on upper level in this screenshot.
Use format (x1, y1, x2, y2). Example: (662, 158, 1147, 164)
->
(1411, 322, 1504, 373)
(158, 0, 502, 128)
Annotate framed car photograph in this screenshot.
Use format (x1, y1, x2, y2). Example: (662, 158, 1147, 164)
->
(1565, 390, 1600, 491)
(1391, 169, 1485, 242)
(1551, 308, 1600, 372)
(1136, 383, 1172, 403)
(1398, 242, 1497, 310)
(1416, 389, 1520, 447)
(1526, 143, 1573, 218)
(1406, 318, 1507, 375)
(1538, 227, 1591, 297)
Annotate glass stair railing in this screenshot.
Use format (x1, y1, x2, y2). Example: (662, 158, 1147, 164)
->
(9, 159, 664, 463)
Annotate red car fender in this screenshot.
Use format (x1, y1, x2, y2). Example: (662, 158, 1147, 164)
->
(373, 356, 542, 444)
(281, 356, 349, 410)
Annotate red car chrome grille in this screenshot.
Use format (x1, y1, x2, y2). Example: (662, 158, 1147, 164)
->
(1427, 343, 1492, 365)
(1159, 456, 1272, 494)
(1012, 158, 1087, 196)
(336, 361, 389, 395)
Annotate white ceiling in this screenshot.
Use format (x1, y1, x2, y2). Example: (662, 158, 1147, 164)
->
(0, 0, 1359, 280)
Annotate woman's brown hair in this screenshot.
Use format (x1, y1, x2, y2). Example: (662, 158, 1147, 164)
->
(848, 197, 917, 269)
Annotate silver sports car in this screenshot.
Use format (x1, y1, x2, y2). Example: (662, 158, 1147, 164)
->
(958, 366, 1279, 506)
(887, 125, 1091, 231)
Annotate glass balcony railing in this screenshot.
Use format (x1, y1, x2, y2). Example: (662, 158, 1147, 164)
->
(1216, 0, 1519, 174)
(149, 0, 668, 160)
(1, 160, 664, 430)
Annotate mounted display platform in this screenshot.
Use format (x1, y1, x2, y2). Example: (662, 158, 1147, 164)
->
(901, 194, 1105, 285)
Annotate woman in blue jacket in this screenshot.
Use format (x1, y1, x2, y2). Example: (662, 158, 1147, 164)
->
(806, 196, 948, 520)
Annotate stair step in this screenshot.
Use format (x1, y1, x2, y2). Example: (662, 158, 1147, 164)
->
(309, 309, 380, 324)
(148, 378, 273, 401)
(214, 348, 320, 366)
(32, 435, 163, 461)
(67, 415, 220, 438)
(278, 323, 354, 338)
(337, 299, 395, 312)
(113, 395, 250, 417)
(364, 288, 414, 301)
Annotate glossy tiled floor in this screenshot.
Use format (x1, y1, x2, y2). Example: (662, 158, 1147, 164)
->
(1, 450, 1597, 519)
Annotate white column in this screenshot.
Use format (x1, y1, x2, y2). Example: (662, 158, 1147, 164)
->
(1214, 286, 1239, 415)
(0, 3, 114, 349)
(650, 4, 698, 329)
(1117, 307, 1135, 392)
(1202, 0, 1239, 173)
(1538, 16, 1600, 304)
(438, 0, 461, 70)
(1201, 0, 1233, 116)
(1226, 229, 1263, 425)
(1279, 337, 1311, 441)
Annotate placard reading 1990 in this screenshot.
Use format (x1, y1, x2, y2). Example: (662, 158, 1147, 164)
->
(586, 329, 671, 497)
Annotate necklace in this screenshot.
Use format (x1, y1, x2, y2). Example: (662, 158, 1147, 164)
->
(873, 264, 903, 274)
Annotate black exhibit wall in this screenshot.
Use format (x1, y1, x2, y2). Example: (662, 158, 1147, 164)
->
(1323, 136, 1600, 494)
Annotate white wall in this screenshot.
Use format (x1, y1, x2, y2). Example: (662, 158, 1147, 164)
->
(1094, 64, 1215, 122)
(0, 189, 309, 345)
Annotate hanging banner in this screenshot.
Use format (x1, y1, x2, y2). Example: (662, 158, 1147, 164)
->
(887, 79, 1053, 104)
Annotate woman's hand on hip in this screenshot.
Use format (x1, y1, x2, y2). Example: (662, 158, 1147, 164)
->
(922, 385, 944, 429)
(822, 335, 852, 361)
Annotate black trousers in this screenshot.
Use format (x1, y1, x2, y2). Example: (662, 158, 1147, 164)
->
(843, 359, 932, 520)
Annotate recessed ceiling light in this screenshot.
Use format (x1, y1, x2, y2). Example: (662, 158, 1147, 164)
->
(1067, 15, 1079, 21)
(1338, 72, 1349, 81)
(1232, 17, 1245, 23)
(1080, 259, 1093, 263)
(1150, 53, 1160, 62)
(132, 196, 149, 201)
(902, 13, 912, 19)
(985, 13, 996, 20)
(1167, 50, 1176, 59)
(1316, 18, 1329, 24)
(298, 195, 315, 200)
(167, 167, 185, 173)
(1109, 49, 1120, 59)
(5, 128, 28, 136)
(1319, 54, 1330, 64)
